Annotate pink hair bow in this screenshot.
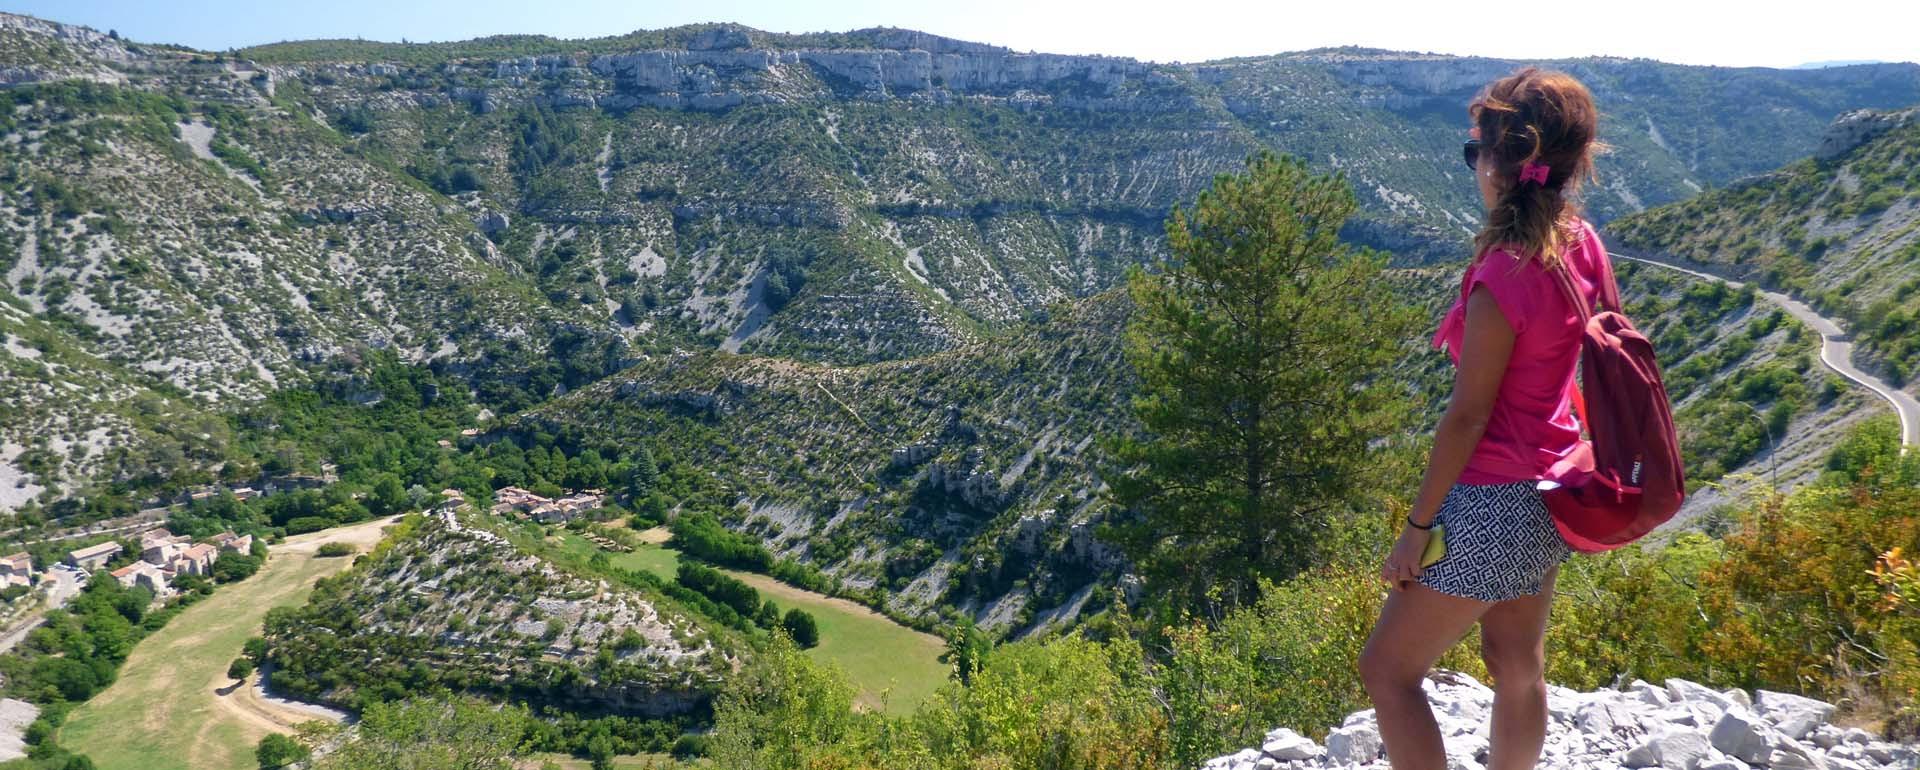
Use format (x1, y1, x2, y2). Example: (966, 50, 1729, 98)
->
(1519, 161, 1551, 186)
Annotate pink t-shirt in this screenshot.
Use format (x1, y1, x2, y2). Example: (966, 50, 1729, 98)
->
(1431, 219, 1608, 485)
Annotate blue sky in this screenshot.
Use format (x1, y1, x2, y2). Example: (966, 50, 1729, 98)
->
(5, 0, 1917, 68)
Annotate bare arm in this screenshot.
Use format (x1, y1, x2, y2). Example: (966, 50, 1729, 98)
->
(1411, 284, 1516, 526)
(1382, 284, 1515, 589)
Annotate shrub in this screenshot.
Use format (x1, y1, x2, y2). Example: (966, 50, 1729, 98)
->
(316, 542, 354, 557)
(284, 516, 333, 535)
(228, 657, 255, 680)
(676, 562, 760, 619)
(256, 733, 308, 769)
(781, 608, 819, 649)
(668, 513, 774, 572)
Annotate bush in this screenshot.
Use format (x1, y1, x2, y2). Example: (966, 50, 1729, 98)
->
(668, 513, 774, 572)
(283, 516, 334, 535)
(316, 542, 355, 557)
(1159, 567, 1480, 764)
(781, 608, 819, 649)
(675, 562, 760, 619)
(256, 732, 308, 769)
(228, 657, 255, 680)
(211, 553, 263, 583)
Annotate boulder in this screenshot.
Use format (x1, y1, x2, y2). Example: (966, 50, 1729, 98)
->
(1632, 680, 1674, 707)
(1624, 729, 1712, 770)
(1448, 733, 1490, 764)
(1811, 725, 1844, 749)
(1754, 691, 1836, 740)
(1709, 709, 1778, 765)
(1669, 679, 1738, 711)
(1698, 758, 1749, 770)
(1326, 724, 1384, 765)
(1576, 701, 1630, 735)
(1261, 728, 1322, 762)
(1766, 737, 1826, 770)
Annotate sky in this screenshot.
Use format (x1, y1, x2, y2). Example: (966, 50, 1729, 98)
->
(5, 0, 1917, 69)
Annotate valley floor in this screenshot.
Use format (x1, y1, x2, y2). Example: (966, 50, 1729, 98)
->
(58, 516, 400, 770)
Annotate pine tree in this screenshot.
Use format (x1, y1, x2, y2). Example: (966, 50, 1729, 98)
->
(1102, 151, 1417, 616)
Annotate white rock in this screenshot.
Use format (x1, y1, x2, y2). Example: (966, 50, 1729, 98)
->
(1253, 757, 1280, 770)
(1262, 729, 1322, 762)
(1755, 690, 1837, 740)
(1449, 733, 1490, 763)
(1841, 728, 1872, 744)
(1669, 679, 1738, 710)
(1577, 701, 1631, 735)
(1633, 680, 1674, 707)
(1766, 737, 1826, 770)
(1812, 725, 1845, 749)
(1862, 742, 1898, 763)
(1722, 689, 1754, 711)
(1626, 729, 1713, 770)
(1327, 724, 1384, 765)
(1710, 709, 1778, 765)
(1343, 709, 1377, 728)
(1699, 758, 1749, 770)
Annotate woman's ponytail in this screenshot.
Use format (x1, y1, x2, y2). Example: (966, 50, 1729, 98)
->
(1469, 68, 1603, 269)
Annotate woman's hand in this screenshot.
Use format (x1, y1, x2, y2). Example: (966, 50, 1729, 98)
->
(1381, 525, 1433, 591)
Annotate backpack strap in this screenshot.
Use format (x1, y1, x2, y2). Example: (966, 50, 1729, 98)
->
(1549, 256, 1594, 324)
(1549, 235, 1603, 438)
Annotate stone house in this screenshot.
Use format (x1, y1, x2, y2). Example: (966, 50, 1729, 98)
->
(0, 552, 32, 588)
(110, 561, 169, 595)
(65, 541, 123, 571)
(211, 531, 253, 555)
(171, 543, 219, 576)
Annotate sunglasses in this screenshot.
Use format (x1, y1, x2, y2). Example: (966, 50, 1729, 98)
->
(1462, 138, 1482, 172)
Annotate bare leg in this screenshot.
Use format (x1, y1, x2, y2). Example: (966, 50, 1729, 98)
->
(1360, 583, 1493, 770)
(1478, 565, 1559, 770)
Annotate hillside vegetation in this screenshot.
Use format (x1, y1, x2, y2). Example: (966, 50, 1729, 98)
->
(262, 512, 729, 717)
(5, 11, 1920, 506)
(1611, 110, 1920, 384)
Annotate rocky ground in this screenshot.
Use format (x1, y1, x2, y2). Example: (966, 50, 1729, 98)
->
(1202, 671, 1918, 770)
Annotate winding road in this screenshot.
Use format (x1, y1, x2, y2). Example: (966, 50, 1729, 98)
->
(1611, 247, 1920, 450)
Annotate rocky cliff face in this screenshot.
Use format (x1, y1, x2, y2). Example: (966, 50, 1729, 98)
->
(2, 9, 1916, 535)
(1817, 107, 1919, 160)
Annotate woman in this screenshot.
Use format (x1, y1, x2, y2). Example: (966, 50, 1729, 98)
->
(1357, 67, 1609, 770)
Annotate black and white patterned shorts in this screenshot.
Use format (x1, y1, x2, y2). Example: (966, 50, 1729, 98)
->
(1416, 481, 1574, 603)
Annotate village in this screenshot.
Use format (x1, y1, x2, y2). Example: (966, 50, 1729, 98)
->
(5, 527, 256, 602)
(1, 478, 603, 621)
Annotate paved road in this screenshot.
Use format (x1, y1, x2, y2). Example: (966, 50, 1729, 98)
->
(1612, 247, 1920, 449)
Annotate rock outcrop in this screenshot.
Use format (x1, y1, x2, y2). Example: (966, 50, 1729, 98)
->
(1202, 671, 1917, 770)
(1816, 108, 1919, 161)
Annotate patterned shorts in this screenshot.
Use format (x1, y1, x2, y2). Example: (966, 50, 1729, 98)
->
(1416, 481, 1574, 603)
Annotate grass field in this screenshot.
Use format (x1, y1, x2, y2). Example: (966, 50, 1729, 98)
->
(59, 517, 400, 770)
(555, 530, 950, 714)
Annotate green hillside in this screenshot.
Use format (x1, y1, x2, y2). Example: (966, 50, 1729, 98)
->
(1611, 109, 1920, 384)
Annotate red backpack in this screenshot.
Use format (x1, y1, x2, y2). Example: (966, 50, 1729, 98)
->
(1540, 244, 1686, 552)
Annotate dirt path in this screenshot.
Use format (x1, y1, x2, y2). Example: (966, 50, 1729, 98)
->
(60, 516, 399, 770)
(1615, 248, 1920, 449)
